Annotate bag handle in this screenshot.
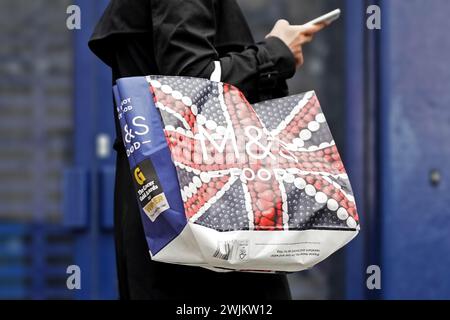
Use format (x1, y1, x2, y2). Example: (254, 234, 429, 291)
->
(209, 61, 221, 82)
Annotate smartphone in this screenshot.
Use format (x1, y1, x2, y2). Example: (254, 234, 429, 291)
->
(305, 9, 341, 26)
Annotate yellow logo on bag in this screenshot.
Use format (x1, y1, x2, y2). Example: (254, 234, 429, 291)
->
(134, 167, 146, 185)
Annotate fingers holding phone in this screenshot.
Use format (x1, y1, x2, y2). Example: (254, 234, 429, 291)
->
(266, 9, 340, 69)
(266, 20, 326, 68)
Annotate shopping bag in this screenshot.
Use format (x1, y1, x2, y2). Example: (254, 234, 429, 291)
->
(113, 75, 360, 272)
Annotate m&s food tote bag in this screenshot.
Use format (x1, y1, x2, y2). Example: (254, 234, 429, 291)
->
(113, 73, 360, 272)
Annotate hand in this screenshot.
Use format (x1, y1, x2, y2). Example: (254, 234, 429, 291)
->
(266, 19, 328, 68)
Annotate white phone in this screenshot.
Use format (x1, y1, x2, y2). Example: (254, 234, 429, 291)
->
(305, 9, 341, 26)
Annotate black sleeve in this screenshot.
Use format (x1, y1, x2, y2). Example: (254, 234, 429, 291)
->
(151, 0, 296, 101)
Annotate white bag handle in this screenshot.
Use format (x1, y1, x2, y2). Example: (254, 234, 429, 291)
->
(209, 61, 222, 82)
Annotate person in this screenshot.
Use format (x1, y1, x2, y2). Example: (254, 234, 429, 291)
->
(89, 0, 326, 300)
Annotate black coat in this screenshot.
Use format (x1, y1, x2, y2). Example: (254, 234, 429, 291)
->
(89, 0, 295, 300)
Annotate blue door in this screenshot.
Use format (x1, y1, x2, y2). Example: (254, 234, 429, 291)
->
(63, 0, 118, 299)
(379, 0, 450, 299)
(345, 0, 450, 299)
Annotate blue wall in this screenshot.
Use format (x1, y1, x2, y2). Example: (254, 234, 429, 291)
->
(345, 0, 450, 299)
(379, 0, 450, 299)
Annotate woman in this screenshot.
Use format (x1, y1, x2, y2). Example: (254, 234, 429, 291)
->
(89, 0, 325, 300)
